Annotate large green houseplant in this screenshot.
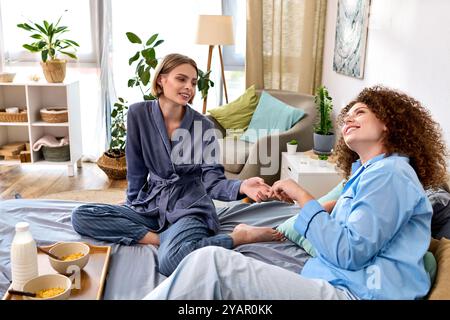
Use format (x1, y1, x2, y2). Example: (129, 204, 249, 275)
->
(313, 85, 335, 155)
(98, 32, 214, 180)
(17, 13, 79, 83)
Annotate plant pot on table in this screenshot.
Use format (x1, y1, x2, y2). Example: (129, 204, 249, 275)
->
(40, 59, 67, 83)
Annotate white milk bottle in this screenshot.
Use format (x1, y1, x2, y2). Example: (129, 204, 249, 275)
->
(10, 222, 39, 290)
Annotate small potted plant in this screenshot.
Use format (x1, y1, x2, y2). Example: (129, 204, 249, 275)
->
(97, 98, 128, 180)
(313, 85, 335, 155)
(17, 12, 79, 83)
(287, 139, 298, 155)
(318, 154, 329, 167)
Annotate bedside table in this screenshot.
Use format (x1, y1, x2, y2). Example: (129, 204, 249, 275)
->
(280, 152, 343, 198)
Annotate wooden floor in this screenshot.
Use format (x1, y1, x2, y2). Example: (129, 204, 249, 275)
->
(0, 162, 127, 200)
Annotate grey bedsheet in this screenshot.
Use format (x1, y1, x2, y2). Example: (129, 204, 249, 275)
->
(0, 199, 309, 299)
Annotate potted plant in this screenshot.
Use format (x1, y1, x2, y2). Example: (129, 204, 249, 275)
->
(97, 98, 128, 180)
(317, 154, 329, 167)
(313, 85, 335, 155)
(17, 13, 79, 83)
(287, 139, 298, 155)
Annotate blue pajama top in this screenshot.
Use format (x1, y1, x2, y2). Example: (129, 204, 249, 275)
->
(295, 154, 432, 299)
(125, 100, 242, 233)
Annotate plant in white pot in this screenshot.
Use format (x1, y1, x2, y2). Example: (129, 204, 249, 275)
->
(287, 139, 298, 155)
(17, 13, 79, 83)
(318, 154, 329, 167)
(313, 85, 335, 155)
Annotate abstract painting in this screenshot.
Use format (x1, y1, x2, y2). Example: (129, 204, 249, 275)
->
(333, 0, 371, 78)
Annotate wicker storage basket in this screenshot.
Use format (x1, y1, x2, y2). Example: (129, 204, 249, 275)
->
(0, 109, 28, 122)
(0, 72, 16, 83)
(40, 108, 68, 123)
(42, 145, 70, 162)
(97, 153, 127, 180)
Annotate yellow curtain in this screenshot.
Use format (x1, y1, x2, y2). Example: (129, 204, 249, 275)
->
(246, 0, 327, 94)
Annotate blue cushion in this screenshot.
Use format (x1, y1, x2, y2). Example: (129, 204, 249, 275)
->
(240, 91, 305, 143)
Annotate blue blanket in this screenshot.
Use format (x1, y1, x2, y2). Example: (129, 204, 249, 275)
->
(0, 199, 309, 299)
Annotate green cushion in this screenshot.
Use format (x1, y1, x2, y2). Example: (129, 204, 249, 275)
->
(240, 91, 305, 143)
(424, 251, 437, 284)
(276, 181, 345, 257)
(207, 85, 259, 130)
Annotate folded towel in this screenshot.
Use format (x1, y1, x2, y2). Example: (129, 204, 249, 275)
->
(32, 135, 70, 151)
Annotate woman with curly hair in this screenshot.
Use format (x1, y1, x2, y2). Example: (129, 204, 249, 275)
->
(144, 85, 448, 300)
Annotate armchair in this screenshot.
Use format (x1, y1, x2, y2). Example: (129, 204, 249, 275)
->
(206, 89, 317, 185)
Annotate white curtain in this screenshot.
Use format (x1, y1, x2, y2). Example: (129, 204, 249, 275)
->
(246, 0, 327, 94)
(91, 0, 116, 155)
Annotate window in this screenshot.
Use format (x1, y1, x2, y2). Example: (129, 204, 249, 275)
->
(111, 0, 224, 112)
(0, 0, 103, 159)
(221, 0, 246, 104)
(222, 0, 245, 70)
(0, 0, 96, 63)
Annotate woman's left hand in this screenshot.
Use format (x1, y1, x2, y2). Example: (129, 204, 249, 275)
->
(240, 177, 272, 202)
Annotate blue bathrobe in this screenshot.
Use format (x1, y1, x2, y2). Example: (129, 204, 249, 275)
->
(72, 100, 244, 276)
(125, 99, 243, 233)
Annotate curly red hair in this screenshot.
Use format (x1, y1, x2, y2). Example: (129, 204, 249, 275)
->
(334, 85, 448, 189)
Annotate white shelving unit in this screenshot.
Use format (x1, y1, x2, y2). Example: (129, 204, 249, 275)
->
(0, 81, 82, 176)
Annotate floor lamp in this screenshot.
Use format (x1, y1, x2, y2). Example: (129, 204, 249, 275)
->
(196, 15, 234, 114)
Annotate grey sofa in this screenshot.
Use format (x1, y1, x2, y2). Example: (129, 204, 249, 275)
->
(206, 89, 317, 186)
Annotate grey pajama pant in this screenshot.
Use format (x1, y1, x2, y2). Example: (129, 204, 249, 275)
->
(144, 246, 355, 300)
(71, 204, 233, 276)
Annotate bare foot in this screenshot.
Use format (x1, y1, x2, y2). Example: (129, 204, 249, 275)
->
(138, 231, 160, 246)
(229, 224, 284, 247)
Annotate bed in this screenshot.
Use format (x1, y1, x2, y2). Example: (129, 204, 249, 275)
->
(0, 199, 310, 299)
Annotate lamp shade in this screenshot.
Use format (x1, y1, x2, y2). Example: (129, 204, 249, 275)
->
(195, 15, 234, 45)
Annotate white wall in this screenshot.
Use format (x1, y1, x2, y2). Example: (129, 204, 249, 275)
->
(322, 0, 450, 149)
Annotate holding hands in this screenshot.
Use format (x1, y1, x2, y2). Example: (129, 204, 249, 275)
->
(241, 177, 314, 207)
(240, 177, 272, 202)
(271, 179, 303, 203)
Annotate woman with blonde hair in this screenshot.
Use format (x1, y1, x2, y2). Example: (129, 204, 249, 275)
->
(145, 85, 448, 299)
(72, 53, 282, 276)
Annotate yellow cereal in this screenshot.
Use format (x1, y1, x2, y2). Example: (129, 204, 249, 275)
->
(36, 287, 65, 298)
(62, 252, 84, 261)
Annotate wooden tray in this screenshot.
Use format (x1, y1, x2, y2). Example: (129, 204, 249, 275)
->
(3, 242, 111, 300)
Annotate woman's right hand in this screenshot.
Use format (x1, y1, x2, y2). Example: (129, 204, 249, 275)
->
(271, 179, 303, 203)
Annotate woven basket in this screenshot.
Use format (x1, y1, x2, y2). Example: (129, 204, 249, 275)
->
(97, 153, 127, 180)
(0, 109, 28, 122)
(42, 144, 70, 162)
(40, 108, 68, 123)
(0, 72, 16, 83)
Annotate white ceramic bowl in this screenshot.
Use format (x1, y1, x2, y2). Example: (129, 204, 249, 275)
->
(48, 242, 90, 274)
(22, 274, 71, 300)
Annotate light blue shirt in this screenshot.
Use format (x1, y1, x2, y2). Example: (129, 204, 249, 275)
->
(294, 154, 432, 299)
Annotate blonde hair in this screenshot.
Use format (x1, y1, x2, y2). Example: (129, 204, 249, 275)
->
(151, 53, 198, 104)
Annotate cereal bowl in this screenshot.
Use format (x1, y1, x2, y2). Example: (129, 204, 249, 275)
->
(22, 274, 72, 300)
(48, 242, 90, 274)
